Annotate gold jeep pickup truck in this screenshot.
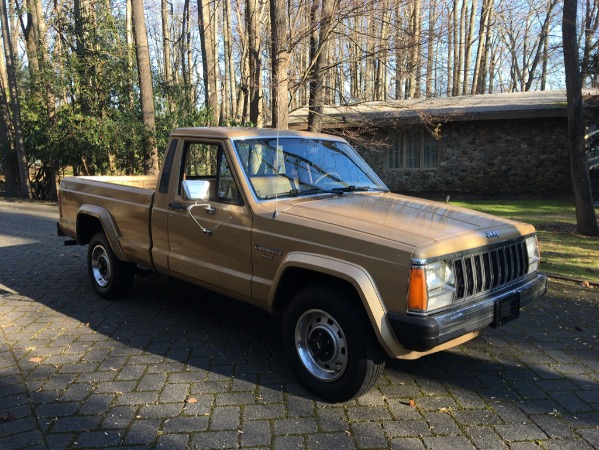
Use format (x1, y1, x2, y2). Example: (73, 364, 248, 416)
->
(58, 127, 547, 402)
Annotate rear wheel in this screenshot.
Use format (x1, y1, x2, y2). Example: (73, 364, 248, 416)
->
(282, 284, 386, 402)
(87, 232, 135, 299)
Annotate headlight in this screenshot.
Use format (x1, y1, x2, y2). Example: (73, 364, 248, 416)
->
(524, 236, 540, 273)
(408, 261, 456, 313)
(426, 261, 456, 310)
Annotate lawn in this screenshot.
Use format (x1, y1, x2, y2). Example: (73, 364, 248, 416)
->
(447, 198, 599, 285)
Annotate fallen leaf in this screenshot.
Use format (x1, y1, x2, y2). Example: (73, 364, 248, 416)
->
(185, 396, 197, 404)
(29, 357, 42, 363)
(0, 411, 15, 422)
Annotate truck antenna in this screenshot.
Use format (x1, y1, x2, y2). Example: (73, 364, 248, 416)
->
(273, 128, 280, 219)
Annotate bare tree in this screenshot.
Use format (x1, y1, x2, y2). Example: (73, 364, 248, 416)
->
(308, 0, 336, 132)
(270, 0, 290, 128)
(582, 0, 599, 87)
(223, 0, 238, 123)
(1, 0, 30, 198)
(0, 35, 17, 196)
(161, 0, 173, 110)
(131, 0, 159, 175)
(471, 0, 493, 94)
(198, 0, 220, 125)
(409, 0, 422, 98)
(246, 0, 262, 126)
(563, 0, 599, 236)
(499, 0, 559, 91)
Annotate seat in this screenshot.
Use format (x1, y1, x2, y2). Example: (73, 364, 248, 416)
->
(250, 176, 293, 198)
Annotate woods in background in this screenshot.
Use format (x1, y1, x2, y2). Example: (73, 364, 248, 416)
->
(0, 0, 595, 199)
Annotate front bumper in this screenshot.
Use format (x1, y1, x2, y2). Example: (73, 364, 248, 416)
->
(388, 272, 547, 352)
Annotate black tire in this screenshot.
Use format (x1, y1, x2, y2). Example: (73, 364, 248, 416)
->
(87, 232, 135, 299)
(282, 284, 386, 402)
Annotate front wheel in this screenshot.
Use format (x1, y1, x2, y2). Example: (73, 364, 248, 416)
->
(282, 284, 386, 402)
(87, 232, 135, 299)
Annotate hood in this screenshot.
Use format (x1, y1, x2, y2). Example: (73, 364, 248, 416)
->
(280, 193, 534, 255)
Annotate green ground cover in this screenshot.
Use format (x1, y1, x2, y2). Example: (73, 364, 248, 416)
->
(449, 199, 599, 285)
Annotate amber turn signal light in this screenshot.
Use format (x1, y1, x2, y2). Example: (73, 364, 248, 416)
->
(408, 267, 428, 312)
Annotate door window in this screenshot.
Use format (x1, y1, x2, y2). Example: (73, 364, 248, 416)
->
(178, 141, 242, 204)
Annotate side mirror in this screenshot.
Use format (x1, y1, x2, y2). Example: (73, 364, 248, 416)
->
(182, 179, 210, 201)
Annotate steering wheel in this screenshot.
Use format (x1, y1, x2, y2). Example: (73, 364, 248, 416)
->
(314, 172, 341, 184)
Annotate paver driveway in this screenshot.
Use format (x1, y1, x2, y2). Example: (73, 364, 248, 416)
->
(0, 198, 598, 449)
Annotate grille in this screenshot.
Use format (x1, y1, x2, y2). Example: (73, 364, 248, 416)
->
(453, 240, 528, 301)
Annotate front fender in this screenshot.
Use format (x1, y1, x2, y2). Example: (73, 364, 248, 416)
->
(271, 252, 406, 357)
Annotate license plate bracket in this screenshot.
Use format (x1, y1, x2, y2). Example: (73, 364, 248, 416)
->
(491, 294, 520, 328)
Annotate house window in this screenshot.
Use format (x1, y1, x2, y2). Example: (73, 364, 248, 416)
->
(389, 128, 439, 169)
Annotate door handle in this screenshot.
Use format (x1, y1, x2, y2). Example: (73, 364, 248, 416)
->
(168, 202, 187, 211)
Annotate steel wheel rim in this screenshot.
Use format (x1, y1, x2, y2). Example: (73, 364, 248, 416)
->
(91, 244, 111, 288)
(295, 309, 348, 382)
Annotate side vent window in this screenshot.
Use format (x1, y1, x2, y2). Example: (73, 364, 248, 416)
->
(159, 139, 178, 193)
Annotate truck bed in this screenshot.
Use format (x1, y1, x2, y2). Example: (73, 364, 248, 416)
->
(59, 175, 157, 267)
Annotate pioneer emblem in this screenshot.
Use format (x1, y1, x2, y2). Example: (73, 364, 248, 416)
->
(255, 243, 282, 256)
(486, 231, 500, 239)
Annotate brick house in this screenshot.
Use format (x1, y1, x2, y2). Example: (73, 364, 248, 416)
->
(288, 90, 599, 196)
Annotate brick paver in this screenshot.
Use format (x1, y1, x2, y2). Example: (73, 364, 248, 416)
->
(1, 198, 598, 449)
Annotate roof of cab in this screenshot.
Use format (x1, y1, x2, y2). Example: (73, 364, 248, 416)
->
(170, 127, 347, 141)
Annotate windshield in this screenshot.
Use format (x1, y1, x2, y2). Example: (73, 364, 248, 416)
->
(232, 137, 388, 199)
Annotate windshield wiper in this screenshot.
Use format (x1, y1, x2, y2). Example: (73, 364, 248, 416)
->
(330, 185, 370, 193)
(263, 189, 300, 199)
(298, 187, 344, 196)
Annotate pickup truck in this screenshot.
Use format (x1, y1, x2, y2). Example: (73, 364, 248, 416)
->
(57, 127, 547, 402)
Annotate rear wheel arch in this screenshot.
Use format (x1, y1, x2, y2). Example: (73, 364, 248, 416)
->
(76, 214, 103, 244)
(76, 205, 127, 261)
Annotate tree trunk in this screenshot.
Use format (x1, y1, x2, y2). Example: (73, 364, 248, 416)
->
(1, 0, 30, 198)
(446, 3, 453, 96)
(270, 0, 290, 128)
(246, 0, 261, 126)
(198, 0, 220, 125)
(409, 0, 421, 99)
(462, 0, 478, 95)
(425, 0, 435, 97)
(131, 0, 159, 175)
(563, 0, 599, 237)
(28, 0, 57, 199)
(472, 0, 492, 94)
(0, 47, 16, 196)
(161, 0, 172, 111)
(223, 0, 237, 122)
(582, 0, 599, 86)
(308, 0, 335, 132)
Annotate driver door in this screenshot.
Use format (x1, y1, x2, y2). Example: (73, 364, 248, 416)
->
(167, 140, 252, 298)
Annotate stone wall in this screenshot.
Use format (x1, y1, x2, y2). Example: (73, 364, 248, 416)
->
(360, 117, 572, 195)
